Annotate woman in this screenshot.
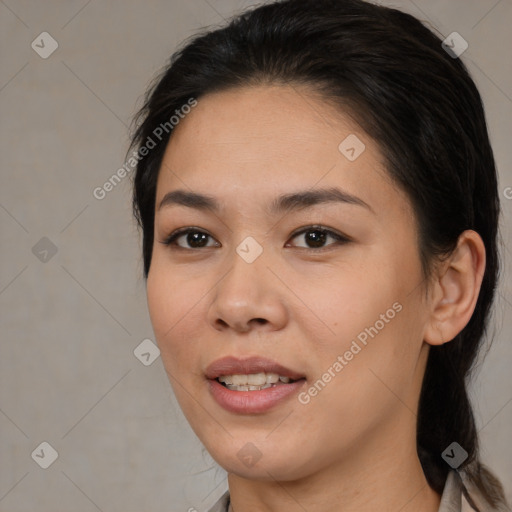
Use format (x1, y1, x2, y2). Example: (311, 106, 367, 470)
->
(129, 0, 510, 510)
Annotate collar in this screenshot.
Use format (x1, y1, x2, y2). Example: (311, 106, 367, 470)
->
(207, 470, 486, 512)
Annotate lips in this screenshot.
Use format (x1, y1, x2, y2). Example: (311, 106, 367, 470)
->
(205, 356, 305, 381)
(205, 356, 307, 414)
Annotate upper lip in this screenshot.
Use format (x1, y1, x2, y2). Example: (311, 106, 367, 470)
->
(205, 356, 305, 381)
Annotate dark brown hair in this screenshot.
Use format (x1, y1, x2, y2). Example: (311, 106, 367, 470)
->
(129, 0, 508, 508)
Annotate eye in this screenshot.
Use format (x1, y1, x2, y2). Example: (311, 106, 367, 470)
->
(159, 225, 350, 251)
(286, 225, 350, 250)
(159, 227, 219, 249)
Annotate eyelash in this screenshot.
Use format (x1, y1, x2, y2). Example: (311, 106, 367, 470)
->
(159, 225, 350, 251)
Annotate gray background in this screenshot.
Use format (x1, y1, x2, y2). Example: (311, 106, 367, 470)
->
(0, 1, 511, 511)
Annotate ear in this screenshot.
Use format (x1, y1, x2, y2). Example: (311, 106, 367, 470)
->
(424, 230, 486, 346)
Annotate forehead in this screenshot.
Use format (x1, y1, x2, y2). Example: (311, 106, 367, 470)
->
(164, 84, 369, 169)
(155, 84, 407, 217)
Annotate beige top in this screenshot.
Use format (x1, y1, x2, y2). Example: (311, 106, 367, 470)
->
(206, 470, 509, 512)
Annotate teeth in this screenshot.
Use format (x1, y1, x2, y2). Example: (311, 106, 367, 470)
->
(247, 373, 267, 385)
(226, 383, 274, 391)
(218, 372, 293, 388)
(265, 373, 280, 384)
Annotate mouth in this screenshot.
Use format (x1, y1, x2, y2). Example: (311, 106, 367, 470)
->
(217, 372, 299, 391)
(205, 355, 305, 384)
(205, 356, 306, 413)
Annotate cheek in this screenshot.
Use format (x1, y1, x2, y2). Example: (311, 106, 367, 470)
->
(293, 254, 405, 351)
(307, 292, 426, 430)
(146, 262, 205, 369)
(298, 310, 423, 456)
(295, 247, 425, 407)
(146, 264, 209, 423)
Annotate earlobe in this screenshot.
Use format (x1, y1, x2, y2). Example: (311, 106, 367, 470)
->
(424, 230, 486, 346)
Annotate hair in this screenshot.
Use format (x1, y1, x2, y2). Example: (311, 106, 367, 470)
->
(129, 0, 508, 508)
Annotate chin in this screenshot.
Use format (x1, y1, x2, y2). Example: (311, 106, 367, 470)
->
(209, 445, 316, 482)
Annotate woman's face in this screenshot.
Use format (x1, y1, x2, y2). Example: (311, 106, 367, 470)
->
(147, 85, 432, 481)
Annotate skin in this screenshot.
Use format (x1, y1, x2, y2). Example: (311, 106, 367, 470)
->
(146, 84, 486, 512)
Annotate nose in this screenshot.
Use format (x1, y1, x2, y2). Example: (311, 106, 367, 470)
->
(207, 249, 288, 334)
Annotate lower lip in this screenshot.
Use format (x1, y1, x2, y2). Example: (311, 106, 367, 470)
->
(208, 379, 306, 414)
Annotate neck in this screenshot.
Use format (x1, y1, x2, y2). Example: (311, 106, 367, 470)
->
(226, 413, 441, 512)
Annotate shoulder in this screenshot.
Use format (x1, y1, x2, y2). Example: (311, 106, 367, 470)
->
(206, 489, 230, 512)
(441, 469, 511, 512)
(205, 472, 510, 512)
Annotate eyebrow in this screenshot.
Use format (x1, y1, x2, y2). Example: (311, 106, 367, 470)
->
(157, 187, 374, 215)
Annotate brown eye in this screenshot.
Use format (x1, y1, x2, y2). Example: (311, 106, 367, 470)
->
(161, 228, 220, 249)
(288, 226, 349, 250)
